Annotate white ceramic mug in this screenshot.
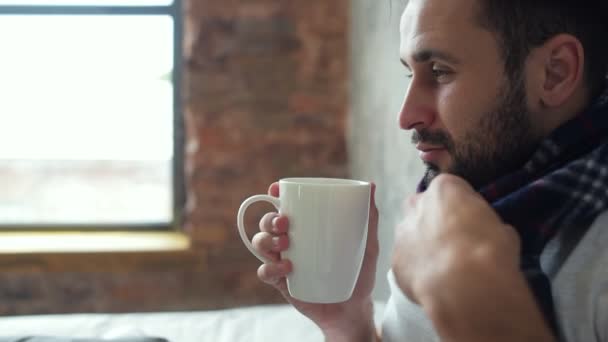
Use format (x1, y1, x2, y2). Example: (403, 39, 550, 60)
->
(237, 177, 371, 303)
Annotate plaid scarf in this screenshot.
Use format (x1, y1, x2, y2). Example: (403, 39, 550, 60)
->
(418, 87, 608, 334)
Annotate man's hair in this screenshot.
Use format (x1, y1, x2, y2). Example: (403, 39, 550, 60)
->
(475, 0, 608, 98)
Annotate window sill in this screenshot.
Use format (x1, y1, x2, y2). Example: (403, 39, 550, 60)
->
(0, 231, 203, 273)
(0, 231, 190, 254)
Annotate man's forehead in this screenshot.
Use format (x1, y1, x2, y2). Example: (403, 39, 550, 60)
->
(399, 0, 481, 57)
(400, 0, 479, 40)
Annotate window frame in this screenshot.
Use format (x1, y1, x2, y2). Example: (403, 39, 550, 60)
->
(0, 1, 185, 231)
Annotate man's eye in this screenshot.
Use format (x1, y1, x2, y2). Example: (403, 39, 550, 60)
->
(431, 65, 451, 79)
(405, 70, 413, 79)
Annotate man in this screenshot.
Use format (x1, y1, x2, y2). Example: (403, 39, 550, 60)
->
(251, 0, 608, 341)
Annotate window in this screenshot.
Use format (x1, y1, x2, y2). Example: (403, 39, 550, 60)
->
(0, 1, 183, 228)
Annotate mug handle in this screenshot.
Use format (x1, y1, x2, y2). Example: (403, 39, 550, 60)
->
(237, 194, 281, 263)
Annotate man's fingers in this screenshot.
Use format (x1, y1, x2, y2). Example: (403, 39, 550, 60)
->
(429, 174, 476, 201)
(252, 232, 289, 261)
(268, 182, 280, 197)
(368, 182, 380, 242)
(369, 183, 379, 218)
(257, 260, 293, 286)
(259, 212, 278, 233)
(402, 193, 420, 211)
(259, 212, 289, 234)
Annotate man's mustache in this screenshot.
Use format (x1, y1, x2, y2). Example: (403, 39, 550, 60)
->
(411, 130, 453, 149)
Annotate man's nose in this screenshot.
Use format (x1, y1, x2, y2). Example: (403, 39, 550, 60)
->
(398, 80, 434, 130)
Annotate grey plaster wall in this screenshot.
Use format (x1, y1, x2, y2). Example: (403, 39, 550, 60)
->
(349, 0, 424, 301)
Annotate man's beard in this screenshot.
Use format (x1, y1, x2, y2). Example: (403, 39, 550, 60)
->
(414, 77, 540, 190)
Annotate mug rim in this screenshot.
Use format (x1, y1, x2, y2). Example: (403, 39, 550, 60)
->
(279, 177, 370, 186)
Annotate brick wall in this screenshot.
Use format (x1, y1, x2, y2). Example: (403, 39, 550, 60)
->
(182, 0, 349, 296)
(0, 0, 348, 315)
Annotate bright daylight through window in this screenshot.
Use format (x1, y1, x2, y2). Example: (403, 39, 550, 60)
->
(0, 0, 179, 227)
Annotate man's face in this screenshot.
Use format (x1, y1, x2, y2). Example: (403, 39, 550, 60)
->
(399, 0, 541, 189)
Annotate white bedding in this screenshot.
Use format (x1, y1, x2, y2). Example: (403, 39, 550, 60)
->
(0, 303, 385, 342)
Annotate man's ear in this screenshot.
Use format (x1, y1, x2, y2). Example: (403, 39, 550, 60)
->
(537, 34, 585, 107)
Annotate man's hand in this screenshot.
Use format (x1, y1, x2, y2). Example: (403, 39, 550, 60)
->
(392, 174, 555, 341)
(252, 181, 380, 342)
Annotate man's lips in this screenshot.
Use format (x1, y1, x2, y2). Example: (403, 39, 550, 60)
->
(416, 144, 446, 163)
